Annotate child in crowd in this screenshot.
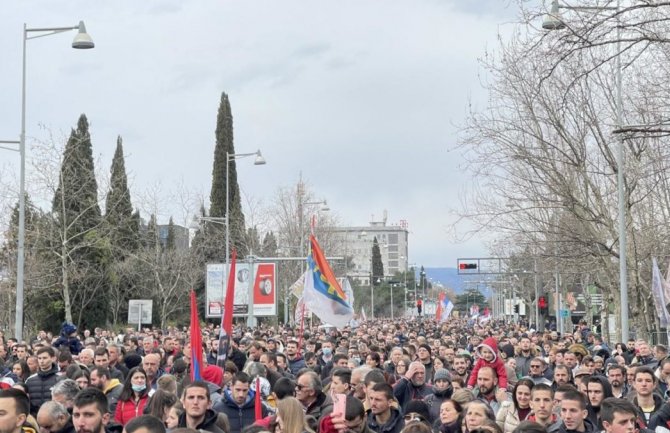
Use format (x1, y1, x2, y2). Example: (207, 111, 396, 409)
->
(466, 336, 508, 390)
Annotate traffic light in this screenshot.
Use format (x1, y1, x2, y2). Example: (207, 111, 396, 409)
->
(514, 304, 520, 314)
(538, 296, 548, 315)
(459, 263, 477, 270)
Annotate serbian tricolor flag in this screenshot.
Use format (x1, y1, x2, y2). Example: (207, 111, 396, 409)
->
(303, 235, 353, 328)
(189, 290, 203, 381)
(217, 249, 237, 371)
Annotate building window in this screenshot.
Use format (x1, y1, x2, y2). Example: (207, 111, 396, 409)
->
(388, 233, 398, 243)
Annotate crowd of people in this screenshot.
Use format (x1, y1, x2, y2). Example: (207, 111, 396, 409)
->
(0, 317, 668, 433)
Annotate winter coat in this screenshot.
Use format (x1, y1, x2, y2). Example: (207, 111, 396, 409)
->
(547, 417, 598, 433)
(424, 386, 454, 424)
(114, 394, 149, 426)
(392, 376, 434, 409)
(496, 401, 525, 433)
(305, 391, 334, 432)
(212, 388, 269, 433)
(53, 420, 76, 433)
(53, 336, 83, 355)
(468, 337, 508, 389)
(367, 407, 405, 433)
(25, 364, 59, 415)
(177, 409, 225, 433)
(649, 401, 670, 433)
(288, 356, 307, 375)
(103, 379, 124, 415)
(633, 394, 665, 428)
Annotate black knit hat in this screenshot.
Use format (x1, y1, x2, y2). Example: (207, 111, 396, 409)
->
(405, 400, 431, 423)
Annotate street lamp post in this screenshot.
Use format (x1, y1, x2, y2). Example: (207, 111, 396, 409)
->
(2, 21, 94, 342)
(543, 0, 628, 340)
(224, 150, 265, 327)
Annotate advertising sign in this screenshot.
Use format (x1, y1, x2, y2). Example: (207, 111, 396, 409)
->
(206, 263, 276, 318)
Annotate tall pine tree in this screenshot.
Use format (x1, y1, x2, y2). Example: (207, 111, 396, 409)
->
(372, 237, 384, 286)
(105, 136, 139, 254)
(52, 114, 108, 328)
(209, 92, 246, 260)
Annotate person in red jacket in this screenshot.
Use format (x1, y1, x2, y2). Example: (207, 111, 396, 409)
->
(114, 367, 150, 426)
(466, 337, 508, 390)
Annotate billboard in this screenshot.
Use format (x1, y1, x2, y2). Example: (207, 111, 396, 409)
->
(206, 262, 276, 318)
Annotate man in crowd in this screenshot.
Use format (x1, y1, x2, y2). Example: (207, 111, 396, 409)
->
(350, 367, 371, 402)
(393, 361, 432, 409)
(586, 376, 613, 429)
(213, 372, 266, 433)
(37, 401, 75, 433)
(106, 344, 128, 379)
(51, 379, 80, 411)
(72, 388, 110, 433)
(26, 346, 59, 416)
(563, 352, 580, 374)
(474, 366, 506, 413)
(142, 353, 163, 390)
(630, 366, 663, 427)
(548, 388, 597, 433)
(0, 389, 30, 433)
(330, 368, 352, 397)
(367, 383, 404, 433)
(529, 358, 553, 386)
(528, 383, 556, 427)
(515, 336, 537, 377)
(297, 370, 333, 429)
(450, 354, 469, 383)
(416, 344, 434, 384)
(89, 367, 122, 415)
(77, 349, 94, 369)
(93, 348, 123, 381)
(606, 365, 628, 399)
(285, 340, 306, 375)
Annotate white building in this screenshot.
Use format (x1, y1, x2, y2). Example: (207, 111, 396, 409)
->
(331, 211, 409, 285)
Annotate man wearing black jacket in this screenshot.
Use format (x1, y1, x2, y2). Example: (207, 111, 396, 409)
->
(25, 346, 59, 416)
(179, 381, 225, 433)
(547, 389, 597, 433)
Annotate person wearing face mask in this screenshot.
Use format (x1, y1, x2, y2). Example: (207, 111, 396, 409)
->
(113, 367, 150, 426)
(319, 339, 336, 381)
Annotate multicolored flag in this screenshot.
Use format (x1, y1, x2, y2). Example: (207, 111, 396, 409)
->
(651, 258, 670, 327)
(303, 235, 354, 328)
(437, 293, 454, 322)
(189, 290, 203, 381)
(217, 249, 237, 370)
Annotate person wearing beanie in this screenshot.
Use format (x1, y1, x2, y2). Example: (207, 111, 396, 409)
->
(404, 400, 432, 428)
(417, 344, 435, 385)
(466, 337, 508, 390)
(423, 368, 453, 424)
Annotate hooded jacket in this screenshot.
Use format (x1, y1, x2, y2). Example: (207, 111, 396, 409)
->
(467, 337, 508, 389)
(103, 379, 123, 415)
(25, 364, 59, 416)
(177, 409, 225, 433)
(547, 416, 598, 433)
(212, 387, 269, 433)
(367, 406, 405, 433)
(632, 393, 665, 429)
(586, 376, 613, 430)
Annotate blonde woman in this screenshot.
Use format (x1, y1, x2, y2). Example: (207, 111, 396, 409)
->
(276, 397, 316, 433)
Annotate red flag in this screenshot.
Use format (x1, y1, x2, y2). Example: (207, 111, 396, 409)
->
(217, 249, 237, 370)
(189, 290, 203, 381)
(436, 293, 444, 321)
(254, 378, 262, 421)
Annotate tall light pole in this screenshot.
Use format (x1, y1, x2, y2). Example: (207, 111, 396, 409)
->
(543, 0, 628, 340)
(1, 21, 94, 342)
(225, 150, 265, 327)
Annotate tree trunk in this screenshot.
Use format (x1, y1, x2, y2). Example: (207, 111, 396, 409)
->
(62, 240, 72, 323)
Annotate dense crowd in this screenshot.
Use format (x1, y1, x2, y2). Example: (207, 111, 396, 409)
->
(0, 317, 668, 433)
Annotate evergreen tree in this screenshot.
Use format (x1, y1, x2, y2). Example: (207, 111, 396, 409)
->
(371, 237, 384, 286)
(166, 217, 176, 250)
(208, 92, 246, 261)
(146, 214, 159, 250)
(245, 226, 261, 255)
(260, 231, 278, 257)
(105, 136, 139, 254)
(51, 114, 108, 328)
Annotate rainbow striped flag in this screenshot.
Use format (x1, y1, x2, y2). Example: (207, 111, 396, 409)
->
(303, 235, 353, 328)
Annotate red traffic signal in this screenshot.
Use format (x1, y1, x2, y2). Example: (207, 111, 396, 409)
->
(459, 263, 477, 270)
(538, 296, 547, 308)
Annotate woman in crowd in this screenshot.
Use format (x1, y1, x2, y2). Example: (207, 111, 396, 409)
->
(71, 369, 90, 389)
(12, 360, 30, 382)
(114, 367, 150, 426)
(436, 399, 463, 433)
(165, 402, 184, 430)
(276, 396, 315, 433)
(496, 379, 534, 433)
(145, 389, 178, 424)
(463, 401, 496, 433)
(366, 352, 384, 370)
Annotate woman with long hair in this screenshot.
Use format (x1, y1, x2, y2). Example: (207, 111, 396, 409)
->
(276, 396, 315, 433)
(114, 367, 150, 426)
(495, 379, 534, 433)
(12, 360, 30, 382)
(145, 389, 178, 424)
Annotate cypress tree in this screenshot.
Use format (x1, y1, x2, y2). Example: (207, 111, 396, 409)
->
(372, 237, 384, 286)
(209, 92, 246, 260)
(260, 231, 278, 257)
(146, 214, 158, 250)
(105, 136, 139, 254)
(166, 217, 176, 250)
(52, 114, 107, 328)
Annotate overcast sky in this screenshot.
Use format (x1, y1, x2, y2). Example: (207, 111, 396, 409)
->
(1, 1, 518, 268)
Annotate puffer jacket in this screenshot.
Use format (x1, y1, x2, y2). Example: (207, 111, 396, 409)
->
(114, 394, 149, 426)
(212, 388, 269, 433)
(25, 364, 59, 415)
(496, 401, 523, 433)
